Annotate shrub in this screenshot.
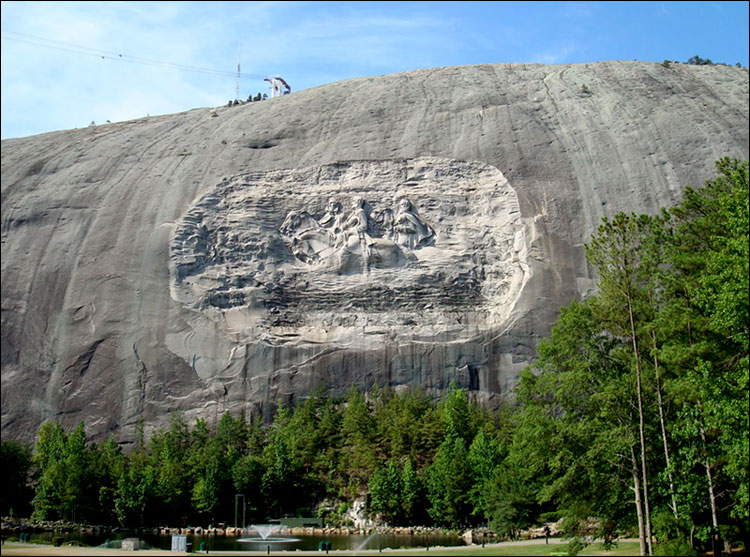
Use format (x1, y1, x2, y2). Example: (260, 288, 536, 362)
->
(687, 55, 713, 65)
(566, 536, 588, 555)
(654, 539, 697, 556)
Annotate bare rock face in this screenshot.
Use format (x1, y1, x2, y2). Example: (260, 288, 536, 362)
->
(2, 61, 748, 444)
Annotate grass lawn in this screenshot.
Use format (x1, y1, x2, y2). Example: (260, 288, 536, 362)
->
(378, 541, 642, 556)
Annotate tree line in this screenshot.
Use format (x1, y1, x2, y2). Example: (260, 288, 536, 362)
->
(504, 158, 748, 555)
(1, 158, 747, 556)
(1, 384, 509, 531)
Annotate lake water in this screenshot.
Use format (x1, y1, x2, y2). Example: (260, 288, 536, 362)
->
(30, 530, 467, 551)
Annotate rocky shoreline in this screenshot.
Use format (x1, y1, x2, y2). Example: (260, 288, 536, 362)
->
(1, 516, 562, 545)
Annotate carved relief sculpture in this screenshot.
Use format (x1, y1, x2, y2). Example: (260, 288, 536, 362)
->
(393, 197, 435, 250)
(279, 196, 434, 272)
(169, 157, 528, 353)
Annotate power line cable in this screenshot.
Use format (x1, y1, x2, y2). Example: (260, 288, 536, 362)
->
(1, 30, 269, 80)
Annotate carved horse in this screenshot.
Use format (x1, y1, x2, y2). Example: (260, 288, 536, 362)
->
(279, 210, 333, 264)
(280, 209, 408, 272)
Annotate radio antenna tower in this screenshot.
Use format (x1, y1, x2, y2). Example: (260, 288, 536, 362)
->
(235, 39, 241, 101)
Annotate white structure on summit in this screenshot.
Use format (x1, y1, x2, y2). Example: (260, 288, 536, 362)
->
(265, 75, 291, 97)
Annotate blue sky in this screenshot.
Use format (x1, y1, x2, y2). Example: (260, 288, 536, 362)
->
(1, 1, 748, 139)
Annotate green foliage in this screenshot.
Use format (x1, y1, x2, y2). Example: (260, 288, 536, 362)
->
(400, 459, 425, 524)
(425, 436, 473, 527)
(513, 298, 636, 534)
(372, 386, 437, 464)
(232, 453, 265, 521)
(147, 412, 191, 523)
(261, 403, 299, 517)
(467, 429, 502, 520)
(651, 509, 694, 554)
(1, 439, 33, 517)
(499, 158, 749, 551)
(687, 55, 714, 65)
(663, 159, 749, 522)
(674, 158, 749, 352)
(486, 456, 539, 539)
(339, 386, 379, 498)
(91, 437, 124, 526)
(367, 457, 427, 526)
(565, 536, 588, 556)
(368, 459, 403, 524)
(654, 539, 697, 556)
(114, 450, 155, 527)
(192, 452, 222, 519)
(287, 386, 342, 502)
(19, 387, 504, 527)
(440, 383, 473, 445)
(32, 421, 97, 523)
